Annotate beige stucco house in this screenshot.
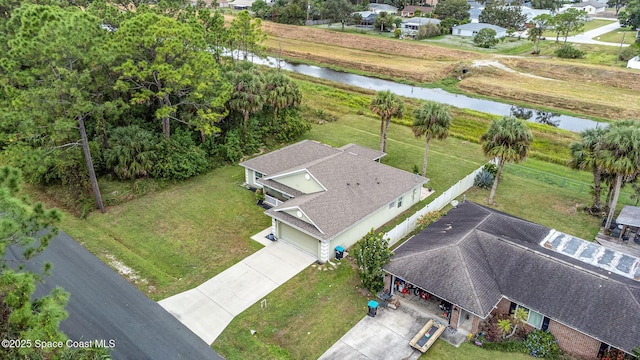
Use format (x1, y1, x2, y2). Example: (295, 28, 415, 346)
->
(240, 140, 428, 262)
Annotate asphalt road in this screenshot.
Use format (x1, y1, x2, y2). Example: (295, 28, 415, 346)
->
(5, 230, 224, 360)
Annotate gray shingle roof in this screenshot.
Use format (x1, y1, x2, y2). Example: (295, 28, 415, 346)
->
(339, 143, 386, 161)
(239, 140, 340, 176)
(264, 149, 428, 240)
(571, 0, 605, 8)
(385, 202, 640, 353)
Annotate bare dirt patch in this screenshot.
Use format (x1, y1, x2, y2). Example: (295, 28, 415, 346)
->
(106, 254, 149, 286)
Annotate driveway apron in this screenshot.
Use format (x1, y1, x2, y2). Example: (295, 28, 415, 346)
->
(159, 240, 315, 344)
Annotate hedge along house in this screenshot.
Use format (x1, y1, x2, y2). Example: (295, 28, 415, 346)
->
(384, 201, 640, 359)
(240, 140, 428, 262)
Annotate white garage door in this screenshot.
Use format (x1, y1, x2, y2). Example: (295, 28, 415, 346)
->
(278, 223, 319, 259)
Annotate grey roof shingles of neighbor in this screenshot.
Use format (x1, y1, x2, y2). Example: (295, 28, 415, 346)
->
(267, 151, 428, 240)
(385, 201, 640, 353)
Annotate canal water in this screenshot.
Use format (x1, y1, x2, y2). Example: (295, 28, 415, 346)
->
(254, 55, 604, 132)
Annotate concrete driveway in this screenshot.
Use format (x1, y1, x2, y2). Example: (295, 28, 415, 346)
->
(564, 20, 626, 46)
(159, 236, 315, 345)
(319, 304, 431, 360)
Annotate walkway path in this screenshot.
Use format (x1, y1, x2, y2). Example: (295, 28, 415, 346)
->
(564, 20, 627, 46)
(159, 229, 315, 344)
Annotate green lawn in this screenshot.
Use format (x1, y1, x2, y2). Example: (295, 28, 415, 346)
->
(594, 28, 636, 44)
(423, 341, 534, 360)
(542, 19, 616, 39)
(60, 165, 270, 300)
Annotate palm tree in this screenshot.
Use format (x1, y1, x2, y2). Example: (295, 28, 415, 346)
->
(599, 122, 640, 230)
(568, 127, 607, 213)
(370, 90, 404, 153)
(480, 116, 533, 205)
(227, 66, 265, 137)
(264, 71, 301, 124)
(412, 101, 452, 177)
(528, 26, 543, 54)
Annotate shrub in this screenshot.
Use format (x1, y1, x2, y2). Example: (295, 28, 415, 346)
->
(417, 210, 442, 230)
(523, 330, 560, 359)
(104, 125, 158, 180)
(474, 28, 499, 48)
(483, 163, 498, 176)
(394, 28, 402, 38)
(618, 46, 639, 62)
(555, 45, 584, 59)
(474, 170, 495, 189)
(152, 130, 209, 180)
(273, 109, 312, 142)
(417, 24, 441, 39)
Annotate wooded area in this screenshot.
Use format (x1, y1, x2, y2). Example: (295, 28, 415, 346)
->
(0, 1, 308, 214)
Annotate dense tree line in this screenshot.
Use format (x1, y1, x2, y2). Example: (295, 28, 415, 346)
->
(0, 2, 308, 213)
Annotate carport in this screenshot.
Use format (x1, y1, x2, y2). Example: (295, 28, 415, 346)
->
(383, 273, 476, 334)
(615, 205, 640, 243)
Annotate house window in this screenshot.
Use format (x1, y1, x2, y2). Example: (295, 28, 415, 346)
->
(254, 171, 263, 181)
(389, 201, 395, 209)
(397, 196, 403, 208)
(516, 305, 544, 329)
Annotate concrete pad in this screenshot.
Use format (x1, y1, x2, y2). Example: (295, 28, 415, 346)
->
(159, 240, 315, 344)
(158, 289, 233, 344)
(250, 227, 275, 247)
(319, 306, 429, 360)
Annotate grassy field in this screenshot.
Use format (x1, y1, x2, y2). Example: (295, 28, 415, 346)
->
(595, 27, 636, 44)
(542, 19, 616, 38)
(58, 165, 270, 300)
(259, 18, 640, 122)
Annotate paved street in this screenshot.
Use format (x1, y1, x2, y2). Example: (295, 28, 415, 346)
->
(160, 231, 315, 344)
(5, 231, 222, 360)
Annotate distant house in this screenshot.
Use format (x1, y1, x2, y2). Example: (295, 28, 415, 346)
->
(451, 23, 507, 37)
(400, 17, 441, 36)
(400, 5, 434, 17)
(569, 0, 605, 14)
(240, 140, 428, 262)
(384, 202, 640, 359)
(353, 11, 377, 26)
(230, 0, 253, 10)
(368, 3, 398, 14)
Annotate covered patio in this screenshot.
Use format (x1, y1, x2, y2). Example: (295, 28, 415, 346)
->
(596, 205, 640, 258)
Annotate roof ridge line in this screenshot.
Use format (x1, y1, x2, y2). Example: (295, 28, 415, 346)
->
(456, 245, 486, 315)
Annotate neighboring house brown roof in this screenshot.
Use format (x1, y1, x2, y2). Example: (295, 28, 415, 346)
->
(401, 5, 434, 14)
(267, 151, 427, 240)
(385, 202, 640, 354)
(340, 143, 386, 161)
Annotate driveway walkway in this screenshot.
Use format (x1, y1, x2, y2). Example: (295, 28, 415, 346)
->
(319, 305, 429, 360)
(159, 231, 315, 345)
(564, 20, 626, 46)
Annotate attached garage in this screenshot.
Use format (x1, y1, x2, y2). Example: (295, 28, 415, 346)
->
(277, 222, 319, 258)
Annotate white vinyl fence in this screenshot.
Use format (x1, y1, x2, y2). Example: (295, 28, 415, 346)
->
(385, 161, 492, 247)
